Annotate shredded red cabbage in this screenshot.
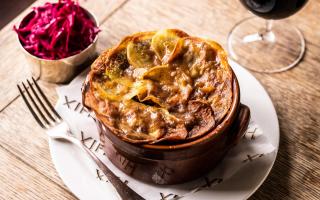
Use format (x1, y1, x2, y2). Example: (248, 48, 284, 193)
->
(14, 0, 100, 60)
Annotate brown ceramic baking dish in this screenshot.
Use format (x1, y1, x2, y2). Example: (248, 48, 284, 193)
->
(82, 29, 250, 184)
(95, 76, 249, 185)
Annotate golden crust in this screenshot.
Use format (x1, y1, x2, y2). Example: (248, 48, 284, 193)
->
(83, 29, 233, 144)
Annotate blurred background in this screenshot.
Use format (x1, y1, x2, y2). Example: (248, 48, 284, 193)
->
(0, 0, 35, 28)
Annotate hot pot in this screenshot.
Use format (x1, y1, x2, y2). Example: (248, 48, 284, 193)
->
(84, 74, 250, 185)
(82, 29, 251, 184)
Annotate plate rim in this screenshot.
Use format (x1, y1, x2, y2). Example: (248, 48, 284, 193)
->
(229, 59, 279, 199)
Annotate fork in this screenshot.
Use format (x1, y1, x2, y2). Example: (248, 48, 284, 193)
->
(17, 77, 145, 200)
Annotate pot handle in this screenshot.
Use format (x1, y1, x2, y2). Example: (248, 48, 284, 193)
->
(228, 104, 251, 146)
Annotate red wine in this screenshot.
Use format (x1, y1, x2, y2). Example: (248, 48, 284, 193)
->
(240, 0, 308, 19)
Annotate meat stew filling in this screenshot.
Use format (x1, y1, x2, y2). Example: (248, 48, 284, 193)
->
(83, 29, 233, 144)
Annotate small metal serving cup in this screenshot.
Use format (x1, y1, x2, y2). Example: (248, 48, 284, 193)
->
(17, 6, 99, 83)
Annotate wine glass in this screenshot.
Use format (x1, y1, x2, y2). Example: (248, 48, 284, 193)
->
(227, 0, 308, 73)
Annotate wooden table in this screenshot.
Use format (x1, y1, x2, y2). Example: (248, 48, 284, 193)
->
(0, 0, 319, 199)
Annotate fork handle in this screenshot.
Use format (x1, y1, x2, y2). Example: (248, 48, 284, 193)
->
(82, 144, 145, 200)
(51, 131, 145, 200)
(81, 143, 145, 200)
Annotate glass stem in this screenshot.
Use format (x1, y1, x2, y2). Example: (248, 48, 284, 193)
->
(260, 20, 275, 42)
(265, 20, 273, 33)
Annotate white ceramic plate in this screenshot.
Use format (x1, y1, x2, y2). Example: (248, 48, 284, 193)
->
(49, 60, 279, 200)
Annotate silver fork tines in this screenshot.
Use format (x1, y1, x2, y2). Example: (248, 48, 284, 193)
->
(17, 77, 62, 129)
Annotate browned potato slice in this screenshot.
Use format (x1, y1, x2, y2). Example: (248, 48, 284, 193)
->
(127, 32, 158, 68)
(151, 29, 188, 63)
(135, 80, 167, 108)
(168, 37, 215, 67)
(104, 32, 156, 78)
(142, 65, 172, 83)
(93, 77, 134, 101)
(104, 37, 133, 79)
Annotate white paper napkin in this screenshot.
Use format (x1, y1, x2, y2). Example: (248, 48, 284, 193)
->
(55, 69, 276, 200)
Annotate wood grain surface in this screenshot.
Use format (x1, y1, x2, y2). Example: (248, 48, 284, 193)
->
(0, 0, 319, 200)
(0, 0, 128, 111)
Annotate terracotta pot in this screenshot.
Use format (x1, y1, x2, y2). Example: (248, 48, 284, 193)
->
(93, 74, 251, 185)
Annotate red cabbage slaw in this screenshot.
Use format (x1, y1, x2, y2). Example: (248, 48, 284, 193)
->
(14, 0, 100, 60)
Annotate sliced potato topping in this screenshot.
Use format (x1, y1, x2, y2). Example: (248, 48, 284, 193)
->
(84, 29, 233, 144)
(151, 29, 188, 63)
(142, 65, 171, 82)
(127, 32, 158, 68)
